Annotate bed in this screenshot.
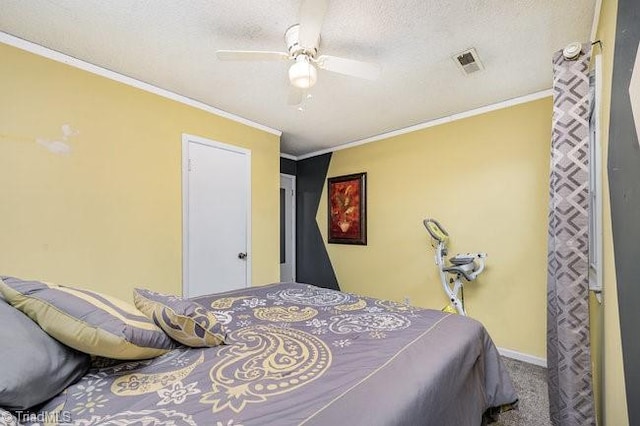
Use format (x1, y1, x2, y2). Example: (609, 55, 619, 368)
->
(2, 282, 516, 426)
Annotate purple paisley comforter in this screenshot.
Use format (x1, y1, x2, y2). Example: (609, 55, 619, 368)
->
(20, 282, 516, 425)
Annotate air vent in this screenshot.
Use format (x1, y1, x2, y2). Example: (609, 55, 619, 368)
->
(453, 48, 484, 75)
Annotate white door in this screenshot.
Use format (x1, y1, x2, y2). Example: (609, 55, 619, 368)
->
(280, 174, 295, 282)
(182, 134, 251, 298)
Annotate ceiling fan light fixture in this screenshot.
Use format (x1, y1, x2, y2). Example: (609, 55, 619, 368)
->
(289, 55, 318, 89)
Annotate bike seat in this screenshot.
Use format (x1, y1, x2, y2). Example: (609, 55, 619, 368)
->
(449, 255, 476, 266)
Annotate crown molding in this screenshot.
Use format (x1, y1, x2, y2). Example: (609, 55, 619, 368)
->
(296, 89, 553, 160)
(1, 32, 282, 137)
(279, 153, 297, 160)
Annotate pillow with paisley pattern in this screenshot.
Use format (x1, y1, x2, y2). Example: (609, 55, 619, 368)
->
(133, 288, 226, 347)
(0, 277, 174, 360)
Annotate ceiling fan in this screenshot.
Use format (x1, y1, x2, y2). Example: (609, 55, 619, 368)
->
(216, 0, 381, 105)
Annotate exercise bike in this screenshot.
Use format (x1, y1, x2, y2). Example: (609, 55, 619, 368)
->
(423, 218, 487, 316)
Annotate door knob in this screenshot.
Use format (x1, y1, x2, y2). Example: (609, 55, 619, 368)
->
(238, 252, 247, 260)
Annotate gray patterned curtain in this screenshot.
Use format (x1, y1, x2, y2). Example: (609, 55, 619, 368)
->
(546, 44, 595, 425)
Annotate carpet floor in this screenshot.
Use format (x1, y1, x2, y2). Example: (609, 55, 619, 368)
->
(495, 357, 551, 426)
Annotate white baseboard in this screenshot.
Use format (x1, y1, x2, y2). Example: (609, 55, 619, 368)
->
(498, 347, 547, 368)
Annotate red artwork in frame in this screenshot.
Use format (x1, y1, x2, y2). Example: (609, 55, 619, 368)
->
(327, 172, 367, 245)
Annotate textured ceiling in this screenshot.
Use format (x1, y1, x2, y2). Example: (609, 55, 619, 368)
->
(0, 0, 596, 156)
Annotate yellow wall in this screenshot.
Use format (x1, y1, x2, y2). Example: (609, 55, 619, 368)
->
(595, 0, 629, 424)
(0, 43, 281, 302)
(318, 98, 552, 358)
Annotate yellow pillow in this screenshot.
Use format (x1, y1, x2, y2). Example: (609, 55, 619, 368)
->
(0, 276, 174, 360)
(134, 288, 226, 347)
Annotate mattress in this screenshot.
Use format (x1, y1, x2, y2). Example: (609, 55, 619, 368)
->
(24, 282, 516, 425)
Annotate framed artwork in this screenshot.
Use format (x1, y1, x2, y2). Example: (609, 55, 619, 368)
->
(327, 172, 367, 245)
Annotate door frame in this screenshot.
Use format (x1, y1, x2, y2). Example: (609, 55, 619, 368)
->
(280, 173, 296, 281)
(181, 133, 252, 297)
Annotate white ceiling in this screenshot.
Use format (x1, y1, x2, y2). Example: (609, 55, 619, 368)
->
(0, 0, 597, 156)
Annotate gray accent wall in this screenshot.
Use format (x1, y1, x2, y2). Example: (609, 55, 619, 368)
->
(280, 157, 297, 176)
(295, 154, 340, 291)
(608, 0, 640, 422)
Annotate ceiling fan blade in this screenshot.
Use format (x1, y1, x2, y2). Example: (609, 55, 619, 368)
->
(298, 0, 328, 47)
(287, 87, 304, 106)
(216, 50, 290, 61)
(315, 55, 381, 81)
